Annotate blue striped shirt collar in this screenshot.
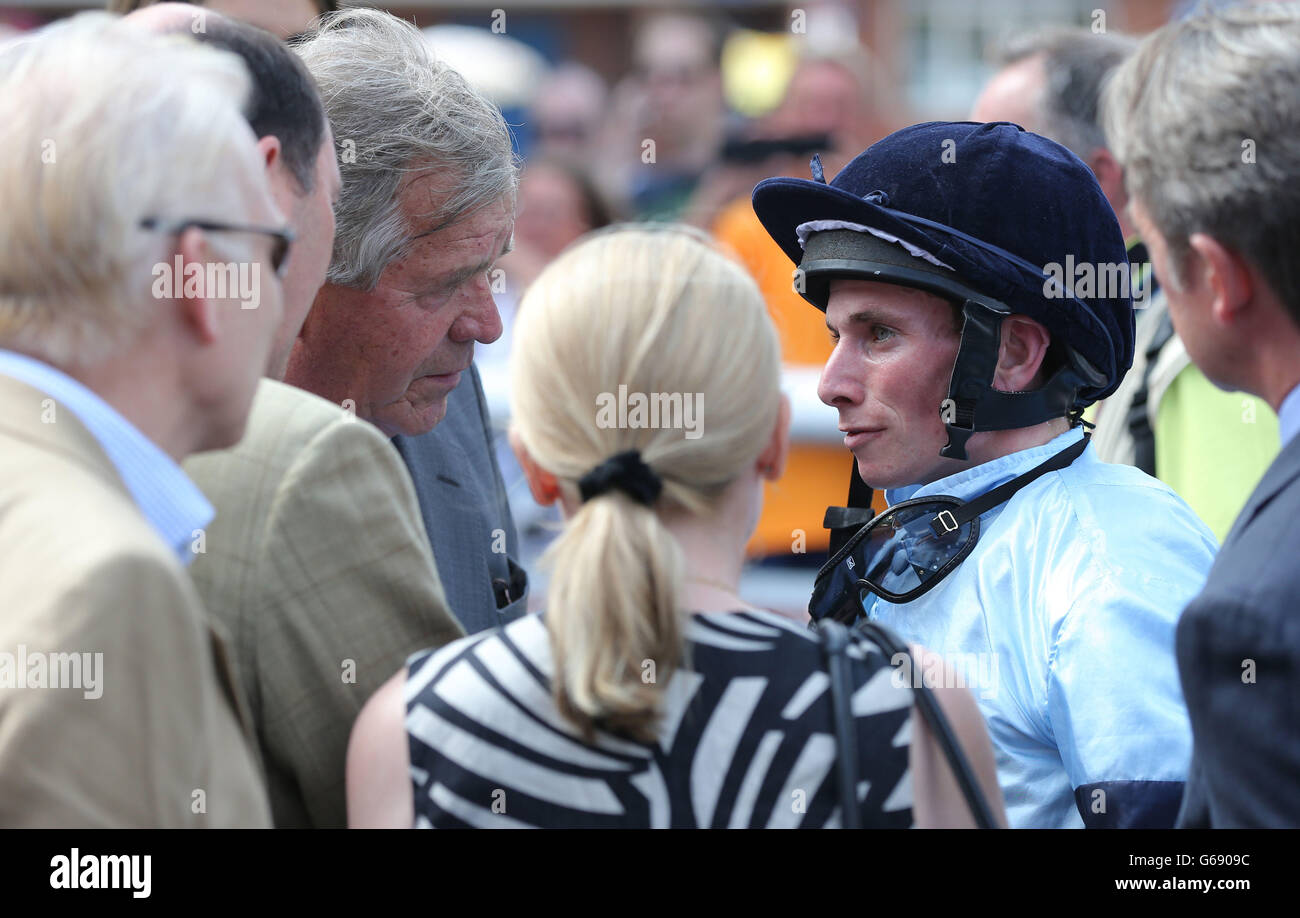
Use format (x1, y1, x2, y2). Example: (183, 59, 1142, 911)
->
(0, 349, 213, 566)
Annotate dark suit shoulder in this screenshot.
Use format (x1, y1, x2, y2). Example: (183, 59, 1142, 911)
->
(1177, 459, 1300, 827)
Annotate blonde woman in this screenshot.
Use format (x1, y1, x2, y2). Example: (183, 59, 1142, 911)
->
(346, 225, 1004, 828)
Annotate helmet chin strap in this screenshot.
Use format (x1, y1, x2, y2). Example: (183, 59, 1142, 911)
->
(939, 300, 1103, 460)
(822, 298, 1104, 548)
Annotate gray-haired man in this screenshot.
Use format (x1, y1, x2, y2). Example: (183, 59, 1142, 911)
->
(1105, 1, 1300, 828)
(289, 8, 529, 633)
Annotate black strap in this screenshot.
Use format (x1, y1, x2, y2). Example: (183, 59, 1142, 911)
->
(939, 304, 1096, 460)
(826, 461, 875, 557)
(1126, 308, 1174, 477)
(854, 618, 1000, 829)
(817, 619, 862, 828)
(932, 434, 1089, 534)
(829, 435, 1088, 546)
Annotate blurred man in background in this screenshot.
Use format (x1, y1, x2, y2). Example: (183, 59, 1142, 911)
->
(109, 0, 332, 40)
(0, 12, 280, 827)
(973, 26, 1279, 541)
(711, 44, 892, 577)
(530, 62, 609, 166)
(597, 11, 727, 221)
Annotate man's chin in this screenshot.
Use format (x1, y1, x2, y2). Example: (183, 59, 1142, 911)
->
(375, 397, 448, 439)
(854, 456, 886, 491)
(854, 454, 914, 493)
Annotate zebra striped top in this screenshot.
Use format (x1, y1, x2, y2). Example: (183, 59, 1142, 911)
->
(404, 609, 915, 828)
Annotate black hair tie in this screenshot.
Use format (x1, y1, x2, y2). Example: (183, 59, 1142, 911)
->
(578, 450, 662, 507)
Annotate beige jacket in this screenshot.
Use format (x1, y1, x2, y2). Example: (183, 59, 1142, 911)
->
(0, 375, 270, 828)
(184, 379, 463, 828)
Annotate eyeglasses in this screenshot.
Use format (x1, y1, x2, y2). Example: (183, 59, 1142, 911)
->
(139, 217, 295, 278)
(808, 436, 1089, 623)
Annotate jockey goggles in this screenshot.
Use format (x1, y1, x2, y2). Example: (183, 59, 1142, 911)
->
(808, 436, 1088, 623)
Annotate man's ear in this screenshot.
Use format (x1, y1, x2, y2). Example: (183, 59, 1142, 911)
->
(756, 393, 791, 481)
(177, 226, 220, 345)
(994, 315, 1051, 392)
(1188, 232, 1253, 326)
(1088, 148, 1130, 230)
(256, 134, 283, 176)
(509, 427, 561, 506)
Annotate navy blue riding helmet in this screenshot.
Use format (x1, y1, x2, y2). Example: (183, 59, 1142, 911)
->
(751, 120, 1136, 461)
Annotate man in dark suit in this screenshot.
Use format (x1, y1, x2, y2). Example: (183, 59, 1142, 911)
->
(394, 365, 529, 634)
(1105, 4, 1300, 826)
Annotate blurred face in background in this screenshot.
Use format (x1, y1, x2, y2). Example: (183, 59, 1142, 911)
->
(514, 162, 596, 262)
(777, 60, 863, 140)
(633, 15, 722, 144)
(532, 64, 608, 163)
(761, 57, 880, 176)
(969, 53, 1047, 134)
(203, 0, 320, 40)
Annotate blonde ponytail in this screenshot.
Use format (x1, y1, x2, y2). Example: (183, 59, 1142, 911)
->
(545, 492, 684, 742)
(510, 224, 781, 742)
